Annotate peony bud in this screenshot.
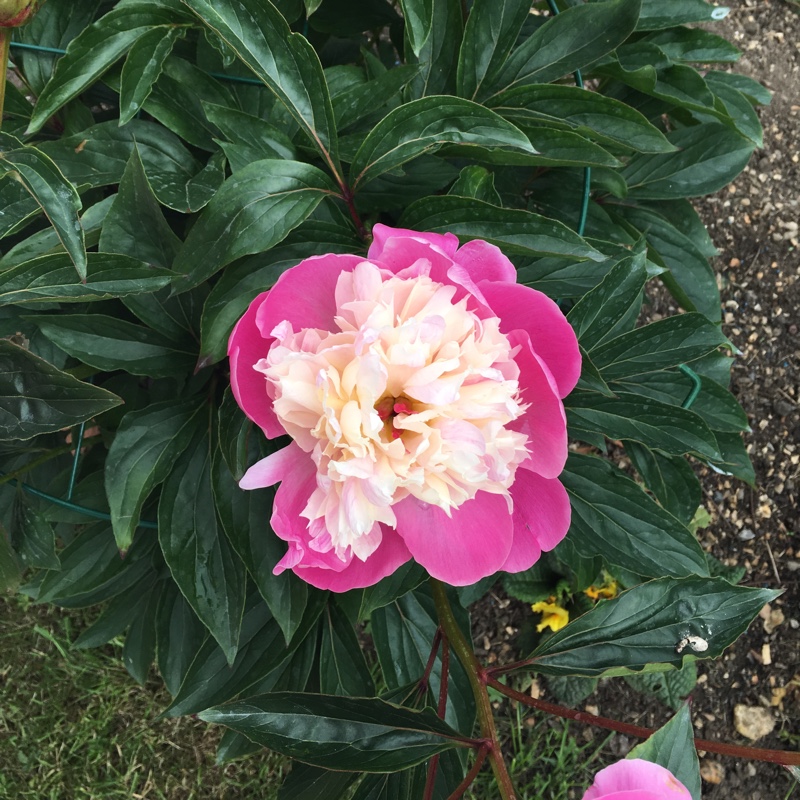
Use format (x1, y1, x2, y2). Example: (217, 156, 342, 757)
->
(0, 0, 43, 27)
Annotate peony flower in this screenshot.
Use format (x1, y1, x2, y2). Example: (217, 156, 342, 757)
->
(0, 0, 43, 27)
(228, 225, 580, 591)
(582, 759, 693, 800)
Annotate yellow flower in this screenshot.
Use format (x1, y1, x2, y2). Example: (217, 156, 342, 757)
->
(584, 578, 618, 601)
(531, 601, 569, 633)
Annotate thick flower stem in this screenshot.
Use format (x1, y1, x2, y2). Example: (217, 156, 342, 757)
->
(430, 578, 517, 800)
(486, 675, 800, 768)
(0, 28, 10, 131)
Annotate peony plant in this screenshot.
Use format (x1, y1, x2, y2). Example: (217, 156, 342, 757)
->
(1, 0, 798, 797)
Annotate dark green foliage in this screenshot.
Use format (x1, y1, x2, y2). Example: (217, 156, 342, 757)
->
(1, 0, 766, 793)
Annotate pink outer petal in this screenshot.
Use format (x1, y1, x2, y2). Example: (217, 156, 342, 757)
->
(368, 223, 459, 262)
(480, 281, 581, 398)
(510, 330, 568, 480)
(453, 239, 517, 283)
(501, 470, 571, 572)
(294, 526, 413, 592)
(582, 760, 693, 800)
(392, 492, 513, 586)
(228, 290, 284, 438)
(239, 442, 302, 489)
(254, 252, 365, 338)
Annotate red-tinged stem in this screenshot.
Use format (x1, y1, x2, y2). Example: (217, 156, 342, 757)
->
(423, 635, 451, 800)
(447, 744, 491, 800)
(430, 579, 517, 800)
(418, 626, 442, 699)
(340, 185, 367, 241)
(485, 676, 800, 767)
(0, 28, 10, 131)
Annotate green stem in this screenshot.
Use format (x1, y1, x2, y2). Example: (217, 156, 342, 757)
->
(0, 28, 10, 131)
(430, 578, 516, 800)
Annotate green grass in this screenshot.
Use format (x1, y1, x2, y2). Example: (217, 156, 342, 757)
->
(469, 700, 615, 800)
(0, 596, 287, 800)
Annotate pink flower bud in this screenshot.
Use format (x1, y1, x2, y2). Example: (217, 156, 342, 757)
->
(583, 759, 693, 800)
(0, 0, 42, 27)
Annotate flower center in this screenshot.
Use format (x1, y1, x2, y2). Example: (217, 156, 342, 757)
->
(255, 261, 529, 562)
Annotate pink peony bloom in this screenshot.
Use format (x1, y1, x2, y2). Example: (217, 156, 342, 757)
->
(228, 225, 580, 591)
(582, 759, 694, 800)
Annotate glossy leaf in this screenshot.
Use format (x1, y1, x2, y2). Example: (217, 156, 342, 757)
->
(643, 26, 739, 64)
(448, 165, 501, 204)
(0, 133, 85, 279)
(400, 0, 434, 57)
(482, 0, 641, 101)
(158, 427, 247, 663)
(0, 339, 121, 441)
(10, 503, 60, 571)
(172, 159, 335, 291)
(28, 4, 193, 133)
(623, 124, 754, 200)
(105, 398, 204, 551)
(320, 603, 374, 696)
(349, 96, 535, 191)
(637, 0, 730, 30)
(203, 102, 296, 162)
(562, 453, 708, 579)
(456, 0, 530, 100)
(200, 692, 467, 772)
(590, 314, 729, 381)
(123, 584, 160, 684)
(406, 0, 462, 99)
(400, 196, 603, 261)
(118, 26, 182, 125)
(704, 70, 772, 107)
(181, 0, 341, 178)
(99, 148, 182, 269)
(566, 391, 721, 459)
(0, 253, 172, 307)
(625, 660, 698, 712)
(278, 764, 359, 800)
(27, 314, 197, 378)
(332, 66, 419, 131)
(532, 576, 776, 680)
(628, 705, 701, 800)
(490, 84, 674, 154)
(359, 561, 428, 618)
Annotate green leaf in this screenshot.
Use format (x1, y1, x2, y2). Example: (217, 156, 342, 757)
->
(482, 0, 641, 101)
(547, 675, 599, 707)
(625, 442, 701, 527)
(566, 391, 721, 459)
(609, 204, 719, 321)
(567, 250, 648, 351)
(637, 0, 729, 30)
(98, 148, 181, 269)
(320, 603, 374, 696)
(349, 96, 535, 191)
(704, 70, 771, 107)
(0, 254, 171, 307)
(708, 78, 763, 148)
(72, 575, 157, 649)
(211, 451, 311, 646)
(0, 530, 22, 593)
(0, 133, 86, 279)
(511, 126, 621, 168)
(400, 196, 603, 262)
(155, 578, 209, 695)
(164, 590, 326, 717)
(708, 430, 755, 486)
(406, 0, 462, 99)
(0, 339, 121, 442)
(278, 764, 359, 800)
(332, 66, 419, 131)
(28, 4, 193, 133)
(26, 313, 197, 377)
(198, 218, 360, 366)
(562, 453, 709, 579)
(448, 165, 501, 205)
(400, 0, 434, 57)
(490, 84, 674, 154)
(456, 0, 530, 101)
(625, 660, 698, 712)
(123, 284, 206, 341)
(36, 523, 155, 608)
(623, 124, 754, 200)
(181, 0, 341, 178)
(530, 576, 778, 677)
(200, 693, 467, 772)
(105, 398, 204, 551)
(628, 705, 701, 800)
(353, 768, 431, 800)
(372, 587, 475, 736)
(642, 26, 739, 64)
(10, 502, 60, 571)
(172, 160, 335, 291)
(123, 584, 160, 684)
(38, 120, 206, 212)
(203, 101, 296, 162)
(158, 426, 247, 663)
(118, 26, 182, 125)
(590, 313, 729, 381)
(359, 561, 427, 618)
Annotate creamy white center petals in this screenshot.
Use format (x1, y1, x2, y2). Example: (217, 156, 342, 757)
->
(254, 261, 529, 563)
